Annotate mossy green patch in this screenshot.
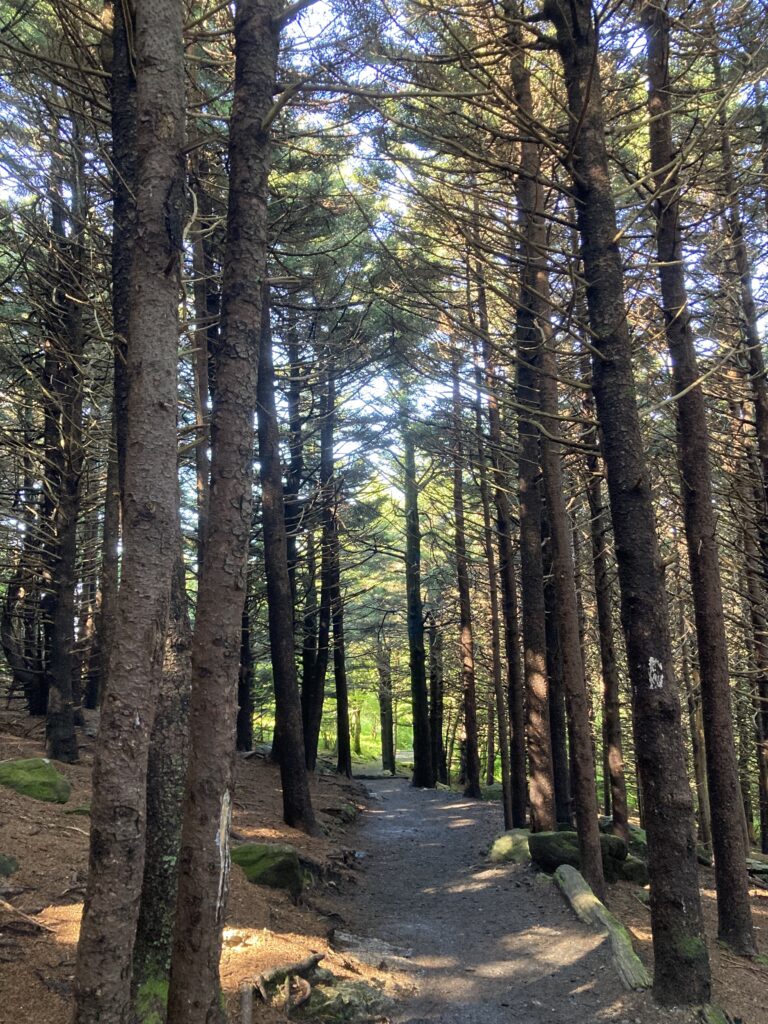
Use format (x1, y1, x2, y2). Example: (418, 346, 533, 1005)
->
(231, 842, 304, 900)
(480, 782, 504, 801)
(64, 804, 90, 816)
(488, 829, 531, 864)
(134, 977, 168, 1024)
(529, 831, 627, 876)
(0, 758, 71, 803)
(677, 934, 707, 961)
(615, 854, 650, 886)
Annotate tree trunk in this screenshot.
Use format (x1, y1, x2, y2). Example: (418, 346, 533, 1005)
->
(73, 0, 185, 1018)
(584, 437, 628, 841)
(402, 407, 434, 788)
(132, 543, 191, 1006)
(42, 144, 86, 762)
(428, 612, 448, 784)
(376, 637, 396, 775)
(303, 367, 335, 770)
(506, 13, 555, 831)
(237, 601, 254, 751)
(644, 1, 755, 954)
(331, 505, 352, 779)
(451, 353, 481, 799)
(544, 0, 710, 1003)
(539, 345, 605, 897)
(91, 421, 120, 710)
(256, 286, 317, 831)
(481, 312, 527, 826)
(543, 534, 572, 828)
(473, 354, 513, 825)
(166, 4, 280, 1020)
(677, 567, 712, 848)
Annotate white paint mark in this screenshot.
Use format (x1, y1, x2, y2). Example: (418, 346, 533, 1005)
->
(134, 712, 141, 727)
(648, 657, 664, 690)
(214, 789, 232, 923)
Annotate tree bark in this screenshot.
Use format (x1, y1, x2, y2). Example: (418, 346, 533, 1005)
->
(166, 4, 280, 1020)
(256, 287, 317, 831)
(472, 351, 513, 825)
(644, 0, 755, 954)
(451, 353, 481, 799)
(402, 407, 434, 788)
(376, 636, 396, 775)
(132, 543, 191, 1004)
(481, 318, 527, 826)
(428, 612, 448, 783)
(303, 365, 336, 770)
(539, 346, 605, 897)
(73, 0, 185, 1017)
(506, 10, 555, 831)
(544, 0, 710, 1003)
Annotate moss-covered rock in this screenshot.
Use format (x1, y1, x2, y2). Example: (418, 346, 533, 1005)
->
(0, 853, 19, 877)
(747, 857, 768, 878)
(480, 782, 504, 801)
(231, 842, 304, 900)
(0, 758, 71, 803)
(488, 829, 531, 864)
(300, 980, 395, 1022)
(615, 854, 650, 886)
(528, 830, 628, 875)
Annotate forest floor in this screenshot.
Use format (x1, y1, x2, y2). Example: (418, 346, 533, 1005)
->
(337, 778, 768, 1024)
(1, 712, 767, 1024)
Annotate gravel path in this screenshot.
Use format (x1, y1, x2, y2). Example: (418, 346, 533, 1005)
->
(340, 778, 683, 1024)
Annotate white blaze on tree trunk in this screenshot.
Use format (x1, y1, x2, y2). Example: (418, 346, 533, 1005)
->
(215, 788, 231, 922)
(648, 657, 664, 691)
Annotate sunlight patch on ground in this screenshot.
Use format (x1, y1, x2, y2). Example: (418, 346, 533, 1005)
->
(37, 902, 82, 946)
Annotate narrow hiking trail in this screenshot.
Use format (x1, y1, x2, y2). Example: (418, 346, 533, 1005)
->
(340, 778, 683, 1024)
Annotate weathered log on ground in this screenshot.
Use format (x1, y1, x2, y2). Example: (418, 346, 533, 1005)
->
(554, 864, 650, 991)
(254, 952, 325, 1000)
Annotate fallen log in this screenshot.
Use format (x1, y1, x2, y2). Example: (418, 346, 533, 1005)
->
(254, 952, 325, 1001)
(553, 864, 650, 991)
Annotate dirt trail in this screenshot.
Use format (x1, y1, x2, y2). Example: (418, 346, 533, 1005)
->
(340, 778, 683, 1024)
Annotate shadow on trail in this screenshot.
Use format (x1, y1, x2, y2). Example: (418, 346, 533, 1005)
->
(340, 778, 658, 1024)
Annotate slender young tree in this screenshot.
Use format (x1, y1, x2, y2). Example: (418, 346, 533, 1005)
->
(451, 350, 482, 799)
(256, 287, 318, 831)
(401, 403, 435, 788)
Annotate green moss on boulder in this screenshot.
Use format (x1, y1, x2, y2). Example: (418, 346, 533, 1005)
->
(480, 782, 504, 801)
(528, 830, 628, 876)
(615, 854, 650, 885)
(231, 842, 304, 900)
(0, 758, 71, 804)
(488, 829, 531, 864)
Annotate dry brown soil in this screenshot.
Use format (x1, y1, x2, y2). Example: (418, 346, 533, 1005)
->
(1, 713, 766, 1024)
